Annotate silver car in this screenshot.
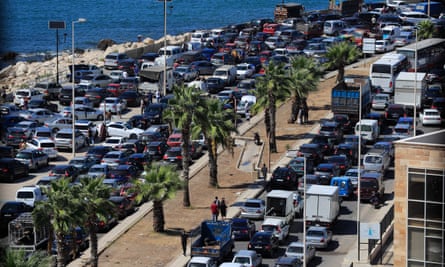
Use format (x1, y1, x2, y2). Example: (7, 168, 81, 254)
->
(15, 148, 49, 171)
(73, 106, 104, 121)
(54, 128, 86, 151)
(44, 117, 74, 132)
(372, 93, 391, 110)
(87, 164, 110, 178)
(239, 198, 265, 220)
(27, 108, 60, 125)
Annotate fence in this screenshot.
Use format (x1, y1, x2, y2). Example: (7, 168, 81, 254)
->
(368, 204, 394, 264)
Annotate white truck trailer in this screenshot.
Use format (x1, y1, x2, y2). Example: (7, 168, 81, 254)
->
(394, 71, 427, 112)
(305, 185, 340, 229)
(265, 190, 295, 225)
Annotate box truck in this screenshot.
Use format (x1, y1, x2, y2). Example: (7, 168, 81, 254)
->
(394, 71, 427, 113)
(305, 185, 340, 229)
(264, 190, 295, 225)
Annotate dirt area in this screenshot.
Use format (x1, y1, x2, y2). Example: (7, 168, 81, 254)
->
(98, 65, 369, 267)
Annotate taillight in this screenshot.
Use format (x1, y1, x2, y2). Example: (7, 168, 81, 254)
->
(65, 171, 69, 177)
(2, 168, 8, 172)
(389, 81, 393, 89)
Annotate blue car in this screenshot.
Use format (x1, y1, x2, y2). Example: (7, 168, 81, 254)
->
(231, 218, 256, 241)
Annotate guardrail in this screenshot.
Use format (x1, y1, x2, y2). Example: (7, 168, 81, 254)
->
(368, 204, 394, 264)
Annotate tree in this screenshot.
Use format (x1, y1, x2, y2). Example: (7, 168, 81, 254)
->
(164, 84, 206, 207)
(0, 248, 52, 267)
(324, 42, 360, 83)
(417, 20, 434, 40)
(289, 55, 322, 121)
(192, 97, 236, 187)
(33, 178, 83, 267)
(135, 165, 182, 232)
(253, 61, 293, 153)
(78, 176, 115, 267)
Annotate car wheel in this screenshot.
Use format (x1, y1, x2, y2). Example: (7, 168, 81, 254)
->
(129, 134, 137, 139)
(46, 159, 49, 167)
(97, 114, 104, 121)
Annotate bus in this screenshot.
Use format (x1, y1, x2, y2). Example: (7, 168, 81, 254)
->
(369, 53, 410, 94)
(396, 38, 445, 72)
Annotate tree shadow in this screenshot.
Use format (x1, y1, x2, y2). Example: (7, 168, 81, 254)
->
(334, 219, 357, 235)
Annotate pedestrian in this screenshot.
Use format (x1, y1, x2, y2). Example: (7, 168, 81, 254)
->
(99, 122, 107, 141)
(261, 163, 268, 179)
(210, 200, 218, 221)
(122, 70, 128, 79)
(140, 98, 146, 115)
(245, 103, 250, 122)
(155, 90, 161, 103)
(19, 97, 25, 109)
(220, 198, 227, 220)
(181, 230, 188, 256)
(300, 104, 306, 125)
(117, 107, 122, 119)
(88, 127, 94, 145)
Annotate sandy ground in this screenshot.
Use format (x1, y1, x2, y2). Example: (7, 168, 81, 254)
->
(97, 65, 370, 267)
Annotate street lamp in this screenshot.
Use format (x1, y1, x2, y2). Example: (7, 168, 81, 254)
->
(357, 84, 362, 261)
(71, 18, 86, 158)
(413, 29, 418, 136)
(302, 155, 307, 267)
(48, 21, 66, 85)
(158, 0, 172, 97)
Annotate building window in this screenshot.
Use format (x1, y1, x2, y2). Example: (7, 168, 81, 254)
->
(407, 168, 445, 266)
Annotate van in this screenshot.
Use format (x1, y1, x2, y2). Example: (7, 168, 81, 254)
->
(381, 25, 401, 42)
(16, 186, 45, 207)
(14, 88, 44, 106)
(354, 119, 379, 144)
(155, 45, 182, 67)
(330, 177, 354, 199)
(212, 65, 237, 86)
(323, 20, 347, 36)
(360, 171, 384, 201)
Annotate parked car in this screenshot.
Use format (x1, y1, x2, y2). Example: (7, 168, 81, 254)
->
(314, 163, 341, 185)
(327, 155, 351, 174)
(99, 97, 127, 114)
(261, 218, 290, 244)
(143, 103, 167, 124)
(205, 77, 226, 94)
(25, 138, 58, 160)
(106, 121, 144, 139)
(104, 52, 130, 70)
(15, 149, 49, 171)
(190, 61, 217, 75)
(79, 74, 113, 89)
(287, 156, 315, 177)
(372, 93, 391, 110)
(0, 158, 29, 182)
(84, 87, 113, 107)
(231, 218, 256, 241)
(268, 167, 298, 191)
(126, 153, 152, 171)
(144, 141, 169, 160)
(236, 63, 255, 79)
(375, 39, 395, 53)
(319, 120, 343, 144)
(85, 145, 113, 163)
(247, 231, 280, 258)
(28, 99, 59, 112)
(310, 134, 336, 156)
(44, 117, 73, 133)
(74, 96, 94, 108)
(174, 65, 199, 82)
(54, 128, 86, 151)
(108, 195, 135, 219)
(101, 150, 133, 167)
(87, 164, 111, 178)
(119, 90, 142, 107)
(419, 108, 442, 126)
(107, 164, 140, 181)
(273, 256, 303, 267)
(5, 127, 31, 147)
(48, 164, 80, 181)
(12, 120, 38, 139)
(69, 156, 96, 174)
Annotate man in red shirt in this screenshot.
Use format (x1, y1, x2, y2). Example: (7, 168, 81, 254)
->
(210, 201, 218, 221)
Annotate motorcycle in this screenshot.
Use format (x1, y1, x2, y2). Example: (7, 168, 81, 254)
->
(370, 193, 381, 209)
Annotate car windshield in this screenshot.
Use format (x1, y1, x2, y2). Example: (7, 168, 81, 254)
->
(307, 230, 324, 237)
(70, 159, 86, 165)
(287, 245, 303, 253)
(40, 142, 55, 148)
(89, 167, 105, 172)
(16, 152, 31, 159)
(365, 156, 382, 163)
(233, 257, 250, 264)
(244, 201, 261, 208)
(106, 139, 120, 144)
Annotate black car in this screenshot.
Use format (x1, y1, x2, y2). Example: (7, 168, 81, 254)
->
(332, 113, 354, 134)
(0, 201, 33, 233)
(310, 134, 336, 156)
(0, 158, 29, 182)
(143, 103, 167, 124)
(431, 97, 445, 119)
(422, 85, 443, 108)
(327, 155, 351, 174)
(206, 77, 226, 94)
(189, 61, 217, 75)
(231, 218, 256, 241)
(244, 56, 262, 73)
(28, 99, 59, 112)
(119, 90, 142, 107)
(314, 163, 341, 185)
(268, 167, 298, 190)
(385, 104, 407, 125)
(162, 146, 186, 169)
(126, 153, 152, 170)
(127, 114, 151, 130)
(287, 157, 315, 177)
(248, 231, 279, 258)
(86, 146, 113, 163)
(333, 142, 359, 162)
(109, 195, 135, 220)
(108, 164, 141, 181)
(0, 145, 16, 158)
(84, 87, 113, 107)
(297, 143, 324, 164)
(145, 141, 169, 160)
(59, 86, 86, 106)
(49, 165, 80, 182)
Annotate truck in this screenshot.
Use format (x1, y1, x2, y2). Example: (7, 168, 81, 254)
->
(8, 212, 49, 252)
(415, 1, 444, 17)
(264, 190, 295, 225)
(305, 185, 340, 229)
(394, 71, 427, 114)
(331, 75, 372, 123)
(363, 148, 391, 174)
(138, 66, 175, 95)
(190, 220, 234, 262)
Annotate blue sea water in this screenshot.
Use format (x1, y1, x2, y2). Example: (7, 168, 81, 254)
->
(0, 0, 329, 55)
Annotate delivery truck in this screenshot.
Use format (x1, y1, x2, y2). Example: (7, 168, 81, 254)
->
(265, 190, 296, 225)
(394, 71, 427, 114)
(305, 185, 340, 229)
(190, 220, 234, 262)
(138, 66, 175, 96)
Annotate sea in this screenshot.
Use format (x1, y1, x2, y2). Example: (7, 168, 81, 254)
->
(0, 0, 329, 63)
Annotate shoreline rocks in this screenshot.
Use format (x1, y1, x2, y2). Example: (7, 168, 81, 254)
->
(0, 33, 191, 94)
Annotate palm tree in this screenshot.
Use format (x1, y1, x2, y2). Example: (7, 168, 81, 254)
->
(324, 42, 360, 83)
(289, 55, 322, 121)
(417, 20, 434, 40)
(77, 176, 114, 267)
(33, 178, 83, 267)
(164, 84, 206, 207)
(1, 248, 52, 267)
(192, 97, 236, 187)
(253, 61, 293, 153)
(135, 165, 182, 232)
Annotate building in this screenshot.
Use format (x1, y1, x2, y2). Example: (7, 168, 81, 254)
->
(393, 129, 445, 266)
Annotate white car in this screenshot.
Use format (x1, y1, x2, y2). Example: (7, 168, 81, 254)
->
(14, 88, 44, 106)
(419, 108, 442, 126)
(106, 121, 144, 139)
(99, 97, 127, 114)
(375, 39, 395, 53)
(103, 136, 128, 149)
(285, 241, 316, 264)
(236, 63, 255, 79)
(25, 138, 58, 160)
(261, 218, 289, 244)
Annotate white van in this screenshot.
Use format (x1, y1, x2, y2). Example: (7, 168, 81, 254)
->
(155, 45, 182, 67)
(323, 20, 347, 36)
(14, 88, 44, 106)
(212, 65, 237, 86)
(16, 186, 45, 207)
(355, 119, 380, 144)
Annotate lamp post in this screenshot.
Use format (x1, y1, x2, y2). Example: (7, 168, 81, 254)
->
(71, 18, 86, 158)
(303, 155, 307, 267)
(413, 29, 418, 136)
(357, 84, 362, 261)
(158, 0, 172, 97)
(48, 21, 66, 85)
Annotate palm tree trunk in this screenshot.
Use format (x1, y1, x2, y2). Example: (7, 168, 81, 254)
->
(208, 138, 218, 187)
(88, 223, 99, 267)
(152, 200, 165, 232)
(182, 126, 191, 207)
(290, 96, 300, 123)
(269, 101, 277, 153)
(56, 233, 66, 267)
(337, 66, 345, 83)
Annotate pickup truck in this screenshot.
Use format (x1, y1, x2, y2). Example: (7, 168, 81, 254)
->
(363, 148, 391, 174)
(305, 226, 333, 249)
(232, 249, 262, 267)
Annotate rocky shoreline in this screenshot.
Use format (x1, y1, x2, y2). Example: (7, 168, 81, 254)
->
(0, 33, 191, 94)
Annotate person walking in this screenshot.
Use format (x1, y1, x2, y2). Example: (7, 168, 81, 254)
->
(155, 90, 161, 103)
(88, 127, 94, 145)
(261, 163, 268, 179)
(219, 198, 227, 220)
(140, 98, 146, 115)
(181, 230, 188, 256)
(210, 200, 218, 221)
